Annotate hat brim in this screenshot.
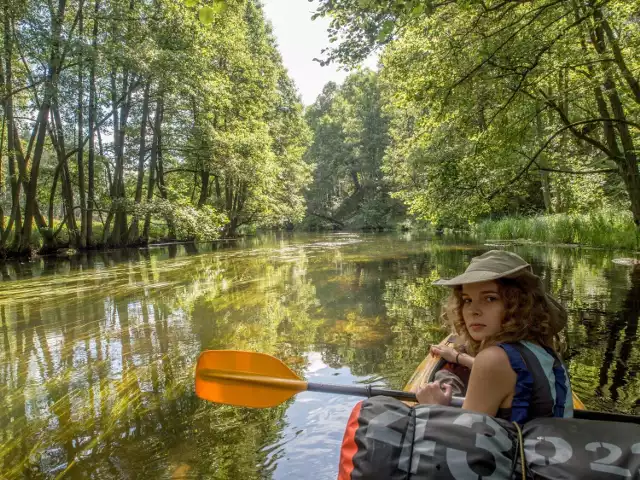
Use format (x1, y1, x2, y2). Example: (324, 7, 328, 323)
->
(433, 264, 531, 286)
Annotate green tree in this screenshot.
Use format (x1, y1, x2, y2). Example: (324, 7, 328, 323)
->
(313, 0, 640, 227)
(303, 69, 404, 230)
(0, 0, 310, 255)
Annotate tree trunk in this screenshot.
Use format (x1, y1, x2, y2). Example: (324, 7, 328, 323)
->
(225, 177, 233, 211)
(143, 95, 162, 241)
(0, 112, 4, 234)
(20, 0, 68, 253)
(61, 158, 77, 244)
(590, 10, 640, 226)
(109, 69, 128, 246)
(198, 170, 209, 207)
(535, 105, 553, 213)
(48, 164, 61, 228)
(2, 5, 21, 249)
(222, 179, 247, 237)
(599, 14, 640, 105)
(51, 100, 78, 247)
(223, 177, 236, 235)
(128, 81, 150, 242)
(76, 0, 87, 248)
(11, 122, 49, 240)
(109, 0, 137, 246)
(155, 105, 175, 239)
(0, 39, 5, 235)
(214, 175, 221, 200)
(237, 182, 246, 213)
(350, 170, 361, 191)
(87, 0, 98, 246)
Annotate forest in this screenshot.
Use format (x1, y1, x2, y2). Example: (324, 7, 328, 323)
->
(1, 0, 639, 256)
(0, 0, 311, 256)
(306, 0, 639, 241)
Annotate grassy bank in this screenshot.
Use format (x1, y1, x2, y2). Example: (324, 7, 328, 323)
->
(475, 210, 637, 250)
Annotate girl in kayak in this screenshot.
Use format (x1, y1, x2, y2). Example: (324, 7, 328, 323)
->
(416, 250, 574, 424)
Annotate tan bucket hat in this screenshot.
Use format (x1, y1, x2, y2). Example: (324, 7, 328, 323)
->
(434, 250, 567, 335)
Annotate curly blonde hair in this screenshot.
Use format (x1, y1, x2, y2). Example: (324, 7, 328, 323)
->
(443, 276, 559, 356)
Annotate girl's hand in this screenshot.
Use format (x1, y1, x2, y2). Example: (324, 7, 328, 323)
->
(430, 345, 459, 363)
(416, 382, 453, 406)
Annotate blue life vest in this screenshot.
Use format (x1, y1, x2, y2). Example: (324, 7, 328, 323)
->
(496, 341, 574, 424)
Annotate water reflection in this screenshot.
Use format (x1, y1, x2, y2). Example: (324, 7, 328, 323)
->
(0, 234, 638, 478)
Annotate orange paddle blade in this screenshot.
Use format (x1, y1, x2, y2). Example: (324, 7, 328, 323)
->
(195, 350, 308, 408)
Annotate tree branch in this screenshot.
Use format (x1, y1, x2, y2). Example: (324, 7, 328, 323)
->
(442, 0, 572, 107)
(488, 118, 634, 200)
(535, 165, 617, 175)
(484, 7, 594, 129)
(308, 212, 345, 227)
(163, 168, 199, 175)
(64, 79, 141, 160)
(540, 90, 620, 158)
(0, 78, 46, 102)
(599, 12, 640, 104)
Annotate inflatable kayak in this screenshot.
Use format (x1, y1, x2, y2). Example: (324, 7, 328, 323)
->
(338, 335, 640, 479)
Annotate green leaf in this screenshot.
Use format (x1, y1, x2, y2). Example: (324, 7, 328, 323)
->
(377, 20, 394, 41)
(212, 0, 227, 14)
(411, 4, 425, 16)
(199, 5, 215, 24)
(184, 0, 197, 7)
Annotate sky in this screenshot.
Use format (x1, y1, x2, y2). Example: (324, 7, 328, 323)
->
(261, 0, 377, 106)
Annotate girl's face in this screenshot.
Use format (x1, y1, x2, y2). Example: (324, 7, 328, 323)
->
(461, 281, 506, 342)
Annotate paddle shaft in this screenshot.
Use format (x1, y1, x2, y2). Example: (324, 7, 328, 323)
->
(199, 369, 465, 406)
(307, 382, 464, 407)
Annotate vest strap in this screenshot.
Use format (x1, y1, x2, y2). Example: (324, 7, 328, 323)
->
(497, 343, 532, 424)
(543, 346, 568, 417)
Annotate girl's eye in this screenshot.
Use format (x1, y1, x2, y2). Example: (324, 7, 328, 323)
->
(462, 298, 472, 304)
(486, 296, 498, 302)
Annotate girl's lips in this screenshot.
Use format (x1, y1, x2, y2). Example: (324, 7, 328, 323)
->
(469, 324, 486, 331)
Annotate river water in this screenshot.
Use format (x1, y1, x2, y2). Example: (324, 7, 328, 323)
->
(0, 233, 638, 479)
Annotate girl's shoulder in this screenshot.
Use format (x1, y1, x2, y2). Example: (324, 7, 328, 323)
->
(474, 346, 513, 374)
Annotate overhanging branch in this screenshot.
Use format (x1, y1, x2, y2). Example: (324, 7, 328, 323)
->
(488, 118, 636, 200)
(535, 165, 617, 175)
(164, 168, 199, 175)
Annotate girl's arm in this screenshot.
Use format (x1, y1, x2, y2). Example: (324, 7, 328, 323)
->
(430, 345, 474, 369)
(456, 352, 474, 369)
(417, 346, 515, 413)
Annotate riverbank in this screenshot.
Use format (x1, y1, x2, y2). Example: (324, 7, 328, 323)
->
(0, 217, 231, 261)
(475, 210, 637, 251)
(0, 222, 165, 260)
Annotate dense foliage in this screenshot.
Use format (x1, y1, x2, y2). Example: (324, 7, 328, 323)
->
(310, 0, 639, 230)
(0, 0, 311, 255)
(302, 70, 404, 231)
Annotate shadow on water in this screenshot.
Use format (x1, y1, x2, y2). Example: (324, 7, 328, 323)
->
(0, 233, 638, 479)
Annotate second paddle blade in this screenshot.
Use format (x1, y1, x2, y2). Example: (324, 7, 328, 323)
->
(195, 350, 306, 408)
